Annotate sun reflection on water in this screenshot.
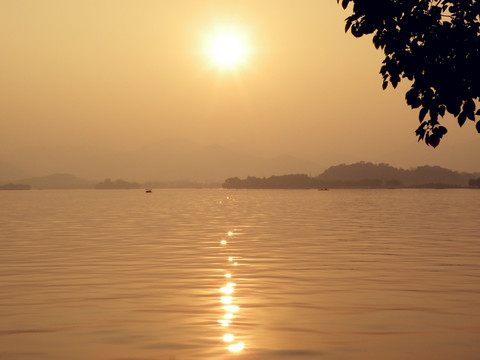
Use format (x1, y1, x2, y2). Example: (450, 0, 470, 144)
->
(217, 228, 245, 354)
(223, 334, 235, 342)
(221, 296, 233, 304)
(223, 305, 239, 312)
(220, 287, 234, 295)
(218, 319, 232, 327)
(228, 342, 245, 352)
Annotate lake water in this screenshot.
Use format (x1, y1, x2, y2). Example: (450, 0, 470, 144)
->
(1, 189, 479, 360)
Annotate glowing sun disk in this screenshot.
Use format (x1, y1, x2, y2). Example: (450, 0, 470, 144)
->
(206, 30, 249, 68)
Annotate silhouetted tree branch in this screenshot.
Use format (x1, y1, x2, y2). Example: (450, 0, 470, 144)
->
(338, 0, 480, 147)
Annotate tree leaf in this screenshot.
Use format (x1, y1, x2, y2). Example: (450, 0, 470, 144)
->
(419, 107, 428, 121)
(458, 112, 467, 127)
(391, 75, 399, 88)
(426, 134, 440, 148)
(437, 126, 448, 136)
(477, 121, 480, 134)
(432, 126, 447, 139)
(415, 124, 426, 140)
(345, 17, 354, 32)
(438, 105, 446, 117)
(446, 101, 461, 117)
(406, 88, 421, 108)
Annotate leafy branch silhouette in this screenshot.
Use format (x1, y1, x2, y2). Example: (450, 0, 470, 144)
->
(339, 0, 480, 147)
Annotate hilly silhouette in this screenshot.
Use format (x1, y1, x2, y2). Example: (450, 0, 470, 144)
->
(370, 138, 480, 173)
(223, 162, 480, 189)
(15, 173, 93, 189)
(2, 162, 479, 190)
(319, 162, 477, 187)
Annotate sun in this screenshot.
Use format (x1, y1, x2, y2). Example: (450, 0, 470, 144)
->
(208, 33, 245, 67)
(205, 29, 249, 69)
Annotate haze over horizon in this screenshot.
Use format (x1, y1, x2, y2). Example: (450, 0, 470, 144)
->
(1, 1, 479, 179)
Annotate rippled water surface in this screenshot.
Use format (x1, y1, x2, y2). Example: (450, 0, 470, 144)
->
(1, 189, 479, 360)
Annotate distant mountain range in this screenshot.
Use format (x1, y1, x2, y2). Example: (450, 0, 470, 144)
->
(2, 137, 480, 184)
(2, 139, 480, 188)
(1, 141, 321, 182)
(2, 162, 479, 190)
(319, 162, 479, 187)
(10, 173, 93, 189)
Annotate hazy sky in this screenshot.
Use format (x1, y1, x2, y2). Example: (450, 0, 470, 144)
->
(1, 0, 479, 171)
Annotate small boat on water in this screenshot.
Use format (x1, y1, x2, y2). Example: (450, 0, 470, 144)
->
(145, 189, 152, 193)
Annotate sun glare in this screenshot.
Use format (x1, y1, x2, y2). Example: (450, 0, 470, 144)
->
(206, 28, 249, 69)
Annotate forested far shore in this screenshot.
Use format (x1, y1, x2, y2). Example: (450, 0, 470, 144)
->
(223, 163, 480, 189)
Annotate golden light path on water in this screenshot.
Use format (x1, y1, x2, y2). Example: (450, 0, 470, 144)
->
(217, 229, 245, 354)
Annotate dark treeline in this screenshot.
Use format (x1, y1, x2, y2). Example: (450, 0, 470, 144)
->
(143, 180, 220, 189)
(223, 162, 480, 189)
(0, 183, 30, 190)
(3, 163, 480, 190)
(224, 174, 320, 189)
(95, 178, 141, 189)
(470, 178, 480, 188)
(0, 173, 219, 190)
(95, 179, 220, 189)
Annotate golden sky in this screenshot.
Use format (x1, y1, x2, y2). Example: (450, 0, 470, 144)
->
(1, 0, 478, 171)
